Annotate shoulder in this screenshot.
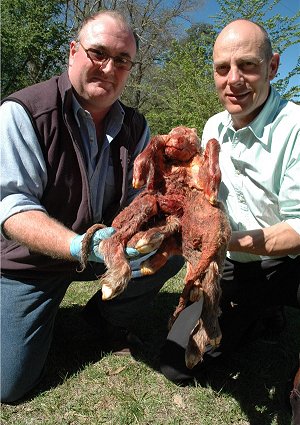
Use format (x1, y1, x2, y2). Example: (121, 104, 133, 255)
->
(202, 110, 229, 142)
(278, 97, 300, 119)
(268, 88, 300, 129)
(2, 75, 65, 119)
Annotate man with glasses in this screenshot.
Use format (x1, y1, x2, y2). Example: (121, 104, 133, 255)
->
(0, 10, 183, 402)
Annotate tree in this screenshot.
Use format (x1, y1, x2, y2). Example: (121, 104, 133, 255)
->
(1, 0, 69, 98)
(1, 0, 204, 104)
(145, 24, 222, 135)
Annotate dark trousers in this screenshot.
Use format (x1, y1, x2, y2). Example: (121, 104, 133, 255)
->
(161, 256, 300, 381)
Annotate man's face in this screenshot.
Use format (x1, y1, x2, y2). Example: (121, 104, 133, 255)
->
(68, 15, 137, 115)
(213, 22, 279, 129)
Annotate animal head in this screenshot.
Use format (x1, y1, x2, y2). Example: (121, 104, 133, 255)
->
(164, 126, 200, 162)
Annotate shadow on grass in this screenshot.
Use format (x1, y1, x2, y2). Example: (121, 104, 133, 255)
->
(134, 294, 299, 425)
(30, 291, 298, 425)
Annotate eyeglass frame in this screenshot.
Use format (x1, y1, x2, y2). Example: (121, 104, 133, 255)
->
(78, 41, 138, 71)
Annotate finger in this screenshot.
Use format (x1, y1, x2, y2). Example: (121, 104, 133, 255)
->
(125, 247, 141, 258)
(94, 227, 116, 241)
(131, 269, 143, 279)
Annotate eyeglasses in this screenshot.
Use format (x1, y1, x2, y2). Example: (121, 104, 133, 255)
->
(78, 42, 136, 71)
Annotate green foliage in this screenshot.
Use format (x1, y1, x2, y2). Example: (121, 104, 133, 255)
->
(144, 25, 223, 135)
(1, 0, 299, 111)
(1, 0, 69, 98)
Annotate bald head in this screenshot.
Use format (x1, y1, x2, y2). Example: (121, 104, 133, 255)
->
(214, 20, 273, 62)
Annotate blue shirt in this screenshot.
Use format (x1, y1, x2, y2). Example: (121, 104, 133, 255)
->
(0, 98, 149, 234)
(202, 86, 300, 262)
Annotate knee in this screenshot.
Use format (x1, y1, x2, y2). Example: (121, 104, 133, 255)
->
(1, 355, 44, 403)
(1, 383, 27, 403)
(1, 369, 43, 403)
(1, 368, 40, 403)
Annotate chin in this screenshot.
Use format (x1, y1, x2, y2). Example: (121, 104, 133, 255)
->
(225, 104, 245, 116)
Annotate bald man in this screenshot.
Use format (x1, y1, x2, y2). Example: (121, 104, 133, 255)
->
(160, 19, 300, 421)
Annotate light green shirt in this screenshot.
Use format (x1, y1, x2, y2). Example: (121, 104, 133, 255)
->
(202, 87, 300, 262)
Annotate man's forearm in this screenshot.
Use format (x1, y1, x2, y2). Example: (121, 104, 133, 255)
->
(3, 210, 77, 260)
(228, 222, 300, 256)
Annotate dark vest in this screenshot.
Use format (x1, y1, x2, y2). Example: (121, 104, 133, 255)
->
(1, 72, 146, 277)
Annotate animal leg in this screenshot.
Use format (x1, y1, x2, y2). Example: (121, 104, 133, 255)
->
(199, 261, 222, 342)
(128, 215, 181, 254)
(168, 263, 196, 329)
(140, 233, 182, 276)
(133, 135, 166, 190)
(185, 261, 222, 368)
(99, 238, 132, 300)
(99, 193, 159, 300)
(185, 319, 208, 368)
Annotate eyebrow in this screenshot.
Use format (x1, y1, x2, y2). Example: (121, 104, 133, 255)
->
(214, 56, 263, 65)
(89, 44, 132, 59)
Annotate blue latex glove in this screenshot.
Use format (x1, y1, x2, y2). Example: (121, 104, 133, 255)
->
(70, 227, 140, 263)
(130, 250, 157, 279)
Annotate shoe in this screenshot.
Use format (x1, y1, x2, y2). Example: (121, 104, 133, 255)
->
(81, 293, 144, 356)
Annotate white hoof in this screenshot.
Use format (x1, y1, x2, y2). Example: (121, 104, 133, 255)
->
(101, 285, 114, 300)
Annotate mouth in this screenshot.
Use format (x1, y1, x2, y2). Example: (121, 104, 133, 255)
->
(226, 92, 251, 102)
(90, 76, 114, 86)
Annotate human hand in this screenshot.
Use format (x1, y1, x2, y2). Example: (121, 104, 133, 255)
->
(70, 227, 140, 263)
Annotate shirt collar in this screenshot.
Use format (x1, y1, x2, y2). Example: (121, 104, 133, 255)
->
(71, 95, 124, 134)
(220, 86, 281, 144)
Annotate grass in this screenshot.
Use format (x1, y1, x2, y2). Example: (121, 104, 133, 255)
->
(1, 268, 299, 425)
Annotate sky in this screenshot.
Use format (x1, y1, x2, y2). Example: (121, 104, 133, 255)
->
(187, 0, 300, 94)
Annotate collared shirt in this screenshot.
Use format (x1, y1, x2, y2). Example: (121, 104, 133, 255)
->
(202, 86, 300, 262)
(0, 98, 149, 234)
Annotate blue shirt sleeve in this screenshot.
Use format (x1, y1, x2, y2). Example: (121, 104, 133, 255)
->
(0, 101, 48, 236)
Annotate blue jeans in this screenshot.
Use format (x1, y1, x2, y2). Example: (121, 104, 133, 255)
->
(1, 256, 184, 402)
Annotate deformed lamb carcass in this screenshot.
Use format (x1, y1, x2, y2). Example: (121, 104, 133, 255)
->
(81, 126, 231, 367)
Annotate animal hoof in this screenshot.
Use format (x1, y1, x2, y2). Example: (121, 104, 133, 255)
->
(132, 177, 145, 189)
(101, 285, 114, 300)
(134, 232, 164, 254)
(140, 263, 155, 275)
(208, 335, 222, 347)
(185, 353, 201, 369)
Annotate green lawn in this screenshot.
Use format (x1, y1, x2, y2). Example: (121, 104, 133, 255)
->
(1, 269, 299, 424)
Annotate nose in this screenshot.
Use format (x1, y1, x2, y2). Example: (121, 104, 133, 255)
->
(228, 65, 243, 85)
(98, 57, 115, 72)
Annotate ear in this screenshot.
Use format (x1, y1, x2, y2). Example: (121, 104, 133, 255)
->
(268, 53, 280, 81)
(69, 40, 78, 66)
